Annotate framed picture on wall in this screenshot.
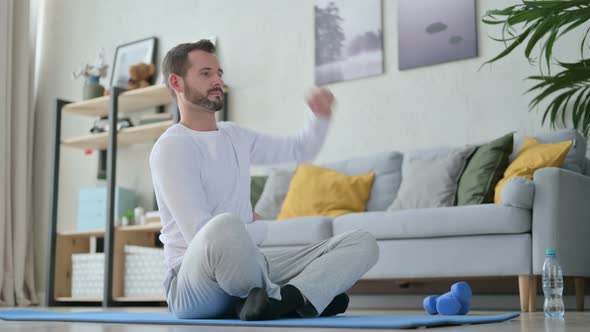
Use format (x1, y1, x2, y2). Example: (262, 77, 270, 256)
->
(398, 0, 477, 70)
(314, 0, 384, 85)
(110, 37, 158, 89)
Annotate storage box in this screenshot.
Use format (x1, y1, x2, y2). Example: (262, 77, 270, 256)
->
(77, 186, 136, 231)
(124, 245, 165, 298)
(71, 253, 104, 298)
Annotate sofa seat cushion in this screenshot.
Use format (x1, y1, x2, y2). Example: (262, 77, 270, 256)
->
(252, 216, 334, 246)
(332, 204, 531, 240)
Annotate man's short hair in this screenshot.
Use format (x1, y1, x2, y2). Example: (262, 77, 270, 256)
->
(161, 39, 216, 99)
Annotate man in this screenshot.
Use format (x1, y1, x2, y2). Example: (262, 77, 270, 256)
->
(150, 39, 378, 321)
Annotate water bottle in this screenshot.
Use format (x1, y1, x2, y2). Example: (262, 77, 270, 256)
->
(542, 248, 565, 318)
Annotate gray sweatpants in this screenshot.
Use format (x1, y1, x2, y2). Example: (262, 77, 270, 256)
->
(164, 213, 379, 319)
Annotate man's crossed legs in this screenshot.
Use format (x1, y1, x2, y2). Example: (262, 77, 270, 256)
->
(165, 213, 379, 320)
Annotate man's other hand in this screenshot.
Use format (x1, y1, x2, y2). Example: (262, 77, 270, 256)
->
(305, 87, 334, 119)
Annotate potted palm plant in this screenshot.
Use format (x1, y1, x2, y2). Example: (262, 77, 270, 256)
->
(482, 0, 590, 136)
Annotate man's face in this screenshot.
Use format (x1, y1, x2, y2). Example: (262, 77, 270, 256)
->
(180, 50, 224, 112)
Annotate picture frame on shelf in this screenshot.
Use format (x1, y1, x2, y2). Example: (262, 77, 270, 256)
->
(110, 37, 158, 89)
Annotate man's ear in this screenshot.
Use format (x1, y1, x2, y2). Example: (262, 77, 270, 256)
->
(168, 74, 184, 95)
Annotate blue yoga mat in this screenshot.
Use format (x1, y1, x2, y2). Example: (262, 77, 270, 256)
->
(0, 309, 519, 329)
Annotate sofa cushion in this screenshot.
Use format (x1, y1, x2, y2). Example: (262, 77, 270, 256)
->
(323, 151, 403, 211)
(333, 204, 531, 240)
(250, 216, 333, 246)
(500, 177, 535, 210)
(250, 175, 268, 207)
(511, 129, 586, 173)
(365, 234, 531, 279)
(457, 133, 513, 205)
(277, 164, 375, 220)
(495, 137, 572, 203)
(388, 146, 475, 210)
(401, 146, 455, 175)
(254, 170, 293, 220)
(255, 152, 403, 219)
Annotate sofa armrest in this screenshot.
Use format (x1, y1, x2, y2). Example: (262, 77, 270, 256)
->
(533, 167, 590, 276)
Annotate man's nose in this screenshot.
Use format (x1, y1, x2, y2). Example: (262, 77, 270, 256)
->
(212, 75, 224, 87)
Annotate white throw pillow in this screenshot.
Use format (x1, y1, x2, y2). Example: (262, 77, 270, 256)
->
(254, 169, 294, 220)
(388, 146, 475, 211)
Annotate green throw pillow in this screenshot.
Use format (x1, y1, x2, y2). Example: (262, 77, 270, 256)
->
(457, 133, 514, 205)
(250, 175, 268, 207)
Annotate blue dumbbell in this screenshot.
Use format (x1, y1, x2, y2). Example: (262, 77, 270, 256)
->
(423, 295, 439, 315)
(423, 281, 472, 315)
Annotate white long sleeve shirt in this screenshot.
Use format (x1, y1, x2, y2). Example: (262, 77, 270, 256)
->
(150, 112, 330, 272)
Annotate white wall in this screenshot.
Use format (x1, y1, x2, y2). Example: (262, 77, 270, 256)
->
(32, 0, 588, 298)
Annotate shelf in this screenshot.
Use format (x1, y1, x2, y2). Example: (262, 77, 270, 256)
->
(57, 222, 161, 238)
(58, 229, 105, 237)
(62, 120, 173, 150)
(51, 83, 172, 307)
(113, 296, 165, 302)
(55, 297, 102, 302)
(63, 84, 172, 117)
(118, 222, 162, 232)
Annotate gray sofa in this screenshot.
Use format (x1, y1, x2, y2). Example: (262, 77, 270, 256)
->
(247, 130, 590, 312)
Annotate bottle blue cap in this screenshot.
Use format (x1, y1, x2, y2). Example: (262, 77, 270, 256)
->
(546, 248, 556, 255)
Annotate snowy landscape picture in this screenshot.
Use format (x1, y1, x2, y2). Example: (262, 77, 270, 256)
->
(315, 0, 384, 85)
(398, 0, 477, 70)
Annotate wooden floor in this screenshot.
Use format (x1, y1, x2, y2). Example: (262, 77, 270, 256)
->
(0, 308, 588, 331)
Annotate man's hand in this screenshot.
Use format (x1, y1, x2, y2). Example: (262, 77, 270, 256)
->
(306, 87, 334, 119)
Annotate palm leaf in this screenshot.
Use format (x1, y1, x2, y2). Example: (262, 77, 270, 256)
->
(485, 6, 518, 16)
(483, 0, 590, 67)
(581, 96, 590, 135)
(558, 12, 590, 36)
(484, 1, 590, 136)
(572, 86, 590, 128)
(482, 23, 538, 66)
(543, 26, 560, 73)
(527, 60, 590, 136)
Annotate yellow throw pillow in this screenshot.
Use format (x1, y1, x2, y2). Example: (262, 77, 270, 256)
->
(494, 136, 572, 203)
(277, 164, 375, 220)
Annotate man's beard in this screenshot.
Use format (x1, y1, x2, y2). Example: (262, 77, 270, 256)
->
(185, 86, 224, 112)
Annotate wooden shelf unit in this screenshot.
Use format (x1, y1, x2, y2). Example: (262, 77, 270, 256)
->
(48, 85, 174, 307)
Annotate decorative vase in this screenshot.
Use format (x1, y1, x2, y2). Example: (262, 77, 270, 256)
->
(83, 75, 105, 100)
(134, 207, 145, 225)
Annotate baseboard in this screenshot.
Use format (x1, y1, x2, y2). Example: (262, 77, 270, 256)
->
(349, 294, 590, 311)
